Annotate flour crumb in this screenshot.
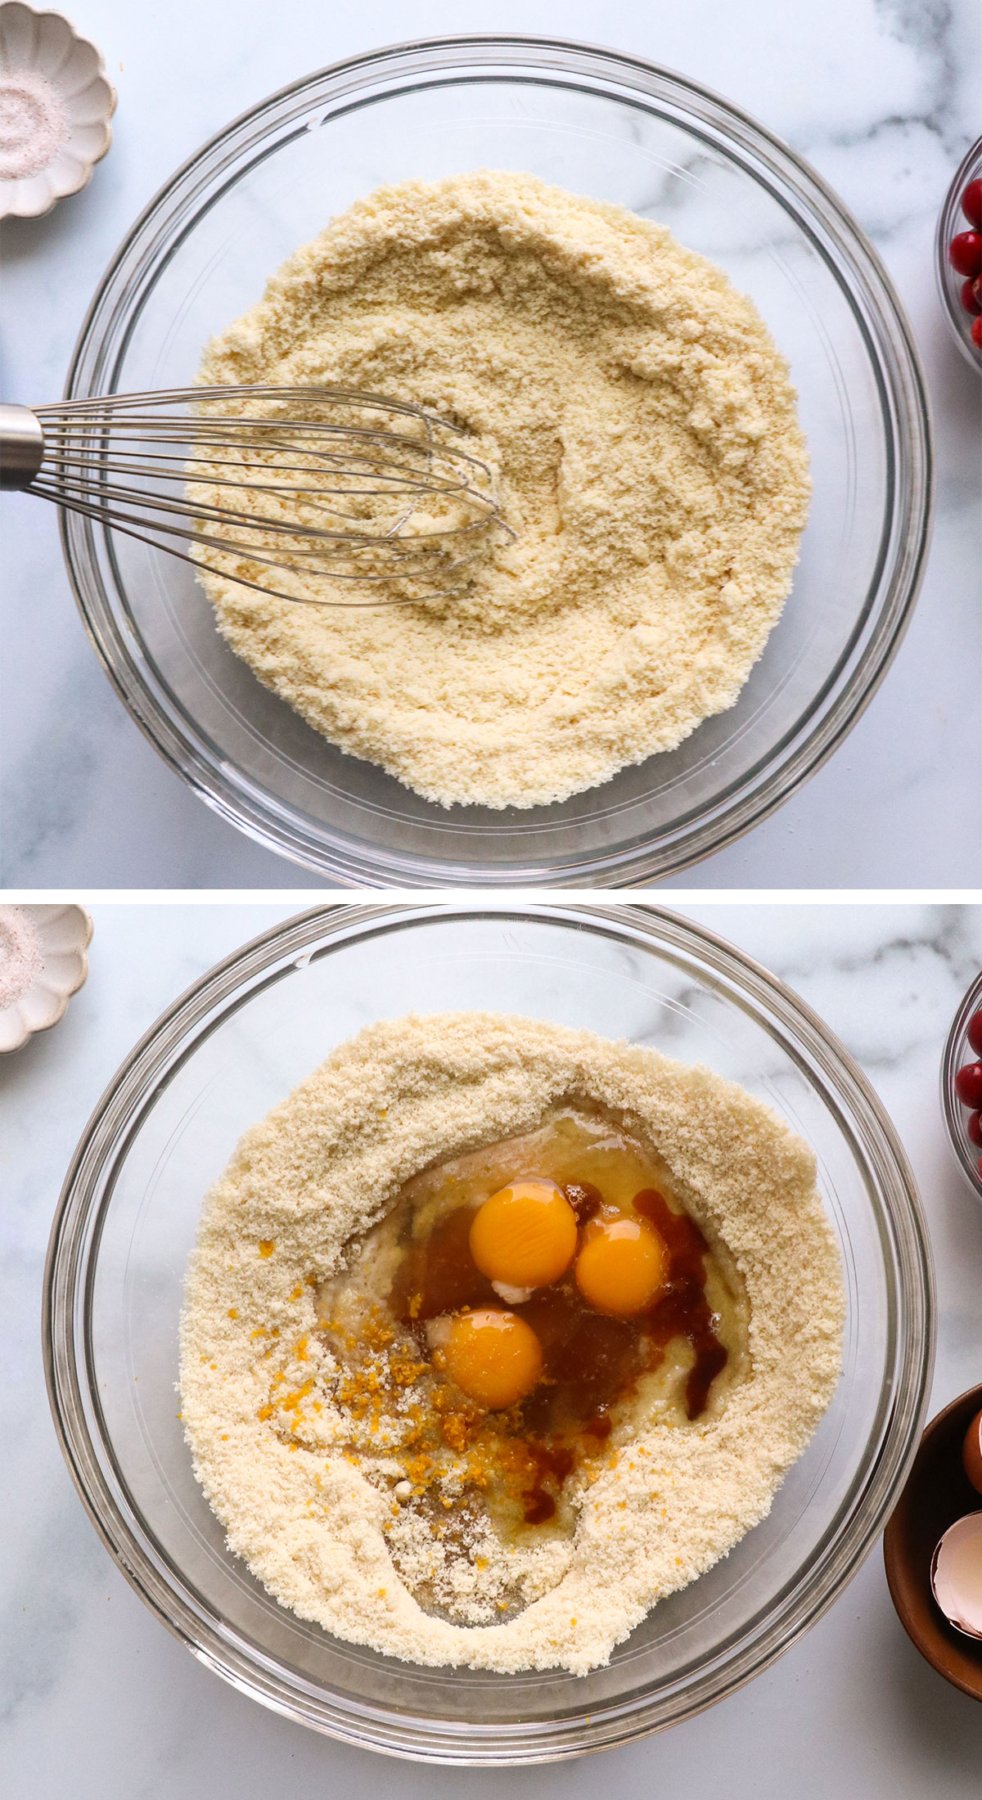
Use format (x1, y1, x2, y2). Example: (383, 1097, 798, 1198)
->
(179, 1013, 843, 1675)
(196, 171, 810, 809)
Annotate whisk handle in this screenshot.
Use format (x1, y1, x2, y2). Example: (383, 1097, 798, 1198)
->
(0, 404, 44, 490)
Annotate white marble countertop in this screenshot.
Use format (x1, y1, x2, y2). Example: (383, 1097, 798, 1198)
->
(1, 0, 980, 889)
(2, 900, 981, 1797)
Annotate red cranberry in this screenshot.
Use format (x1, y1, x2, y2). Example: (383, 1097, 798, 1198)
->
(968, 1011, 982, 1057)
(973, 315, 982, 350)
(954, 1062, 982, 1108)
(968, 1111, 982, 1148)
(950, 231, 982, 276)
(961, 277, 982, 314)
(962, 178, 982, 229)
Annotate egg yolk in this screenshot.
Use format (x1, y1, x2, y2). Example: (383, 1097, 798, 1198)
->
(574, 1216, 667, 1316)
(441, 1309, 543, 1409)
(469, 1180, 578, 1288)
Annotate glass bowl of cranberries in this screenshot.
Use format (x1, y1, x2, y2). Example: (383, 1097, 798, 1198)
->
(936, 137, 982, 369)
(941, 968, 982, 1197)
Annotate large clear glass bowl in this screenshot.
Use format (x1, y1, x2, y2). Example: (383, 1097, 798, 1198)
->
(60, 36, 931, 887)
(44, 904, 935, 1762)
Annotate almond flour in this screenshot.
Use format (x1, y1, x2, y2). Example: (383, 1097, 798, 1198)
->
(179, 1013, 843, 1675)
(196, 172, 810, 809)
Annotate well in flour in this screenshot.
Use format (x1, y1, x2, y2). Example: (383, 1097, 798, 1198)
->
(195, 171, 810, 809)
(179, 1013, 843, 1675)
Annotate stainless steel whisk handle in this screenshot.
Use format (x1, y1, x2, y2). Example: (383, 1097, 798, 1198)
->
(0, 404, 44, 490)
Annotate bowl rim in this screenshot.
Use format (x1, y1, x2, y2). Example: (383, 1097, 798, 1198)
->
(56, 33, 933, 888)
(940, 966, 982, 1199)
(43, 901, 936, 1762)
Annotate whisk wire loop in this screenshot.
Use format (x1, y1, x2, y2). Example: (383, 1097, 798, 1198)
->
(6, 385, 509, 606)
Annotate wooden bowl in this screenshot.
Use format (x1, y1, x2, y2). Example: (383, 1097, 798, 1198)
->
(884, 1382, 982, 1701)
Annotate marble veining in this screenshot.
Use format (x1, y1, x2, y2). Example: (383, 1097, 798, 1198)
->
(1, 901, 981, 1798)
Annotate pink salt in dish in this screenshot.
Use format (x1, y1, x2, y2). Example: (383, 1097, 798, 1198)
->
(0, 5, 115, 220)
(0, 66, 67, 178)
(0, 903, 92, 1052)
(0, 905, 43, 1009)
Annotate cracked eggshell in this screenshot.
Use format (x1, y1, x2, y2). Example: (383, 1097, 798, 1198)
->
(931, 1513, 982, 1641)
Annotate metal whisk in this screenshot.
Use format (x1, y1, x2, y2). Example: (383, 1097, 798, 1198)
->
(0, 385, 510, 605)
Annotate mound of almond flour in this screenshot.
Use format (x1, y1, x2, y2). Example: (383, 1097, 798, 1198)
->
(179, 1013, 843, 1675)
(195, 171, 810, 809)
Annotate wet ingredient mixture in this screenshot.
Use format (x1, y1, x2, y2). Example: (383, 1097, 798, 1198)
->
(196, 172, 810, 809)
(317, 1108, 749, 1620)
(179, 1013, 844, 1674)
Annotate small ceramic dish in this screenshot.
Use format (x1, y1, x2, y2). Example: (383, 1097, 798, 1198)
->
(0, 903, 92, 1051)
(935, 136, 982, 372)
(0, 3, 115, 220)
(941, 968, 982, 1201)
(884, 1382, 982, 1702)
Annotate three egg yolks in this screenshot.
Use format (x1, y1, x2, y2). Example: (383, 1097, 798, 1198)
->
(440, 1181, 668, 1408)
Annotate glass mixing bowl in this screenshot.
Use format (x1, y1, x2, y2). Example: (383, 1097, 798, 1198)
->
(45, 904, 934, 1762)
(60, 36, 931, 887)
(940, 965, 982, 1200)
(935, 136, 982, 372)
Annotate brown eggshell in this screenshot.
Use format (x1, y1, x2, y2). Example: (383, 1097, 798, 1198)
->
(931, 1513, 982, 1639)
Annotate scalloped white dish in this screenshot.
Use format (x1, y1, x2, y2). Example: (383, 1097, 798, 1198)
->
(0, 3, 115, 219)
(0, 904, 92, 1050)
